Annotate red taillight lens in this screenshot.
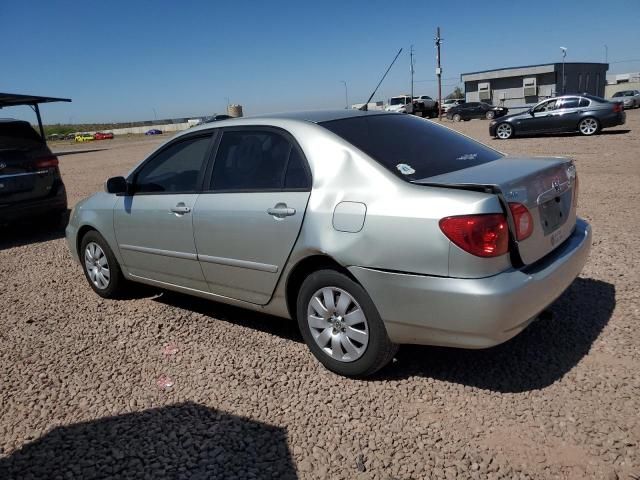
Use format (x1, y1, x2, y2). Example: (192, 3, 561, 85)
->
(439, 214, 509, 257)
(35, 155, 59, 169)
(508, 202, 534, 241)
(613, 102, 622, 113)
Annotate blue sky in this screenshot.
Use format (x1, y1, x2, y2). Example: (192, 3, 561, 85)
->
(2, 0, 639, 124)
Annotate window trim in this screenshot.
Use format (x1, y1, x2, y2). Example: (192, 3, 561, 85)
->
(126, 131, 217, 196)
(201, 125, 313, 194)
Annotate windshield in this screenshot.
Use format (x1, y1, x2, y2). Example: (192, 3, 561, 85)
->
(613, 91, 632, 97)
(320, 114, 503, 182)
(389, 97, 408, 105)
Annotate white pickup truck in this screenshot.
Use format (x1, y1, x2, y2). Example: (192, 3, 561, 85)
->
(385, 94, 439, 117)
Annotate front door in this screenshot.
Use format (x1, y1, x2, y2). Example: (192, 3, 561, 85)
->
(193, 127, 312, 304)
(517, 99, 559, 133)
(114, 133, 214, 290)
(552, 97, 582, 131)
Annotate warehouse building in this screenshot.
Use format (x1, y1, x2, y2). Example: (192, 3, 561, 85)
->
(461, 62, 608, 112)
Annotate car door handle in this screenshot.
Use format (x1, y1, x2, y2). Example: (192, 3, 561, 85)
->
(170, 203, 191, 215)
(267, 203, 296, 218)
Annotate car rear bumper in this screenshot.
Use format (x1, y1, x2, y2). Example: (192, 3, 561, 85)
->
(349, 218, 591, 348)
(601, 111, 626, 128)
(0, 185, 67, 223)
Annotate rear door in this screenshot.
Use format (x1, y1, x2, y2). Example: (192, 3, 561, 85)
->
(113, 132, 214, 290)
(193, 127, 311, 304)
(552, 97, 582, 131)
(0, 122, 56, 205)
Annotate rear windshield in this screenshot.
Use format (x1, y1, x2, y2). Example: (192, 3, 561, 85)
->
(0, 122, 43, 148)
(319, 114, 503, 181)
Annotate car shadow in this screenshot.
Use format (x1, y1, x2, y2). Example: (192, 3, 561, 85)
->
(153, 291, 304, 344)
(497, 129, 631, 140)
(375, 277, 615, 392)
(0, 210, 69, 251)
(54, 148, 107, 156)
(0, 402, 298, 480)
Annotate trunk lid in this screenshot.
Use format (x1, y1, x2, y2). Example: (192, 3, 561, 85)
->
(414, 156, 577, 266)
(0, 140, 57, 205)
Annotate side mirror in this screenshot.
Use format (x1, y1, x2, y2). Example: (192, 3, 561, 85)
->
(105, 176, 128, 195)
(529, 109, 535, 116)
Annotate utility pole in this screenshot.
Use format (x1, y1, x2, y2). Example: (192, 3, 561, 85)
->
(560, 47, 567, 94)
(410, 45, 415, 100)
(340, 80, 349, 109)
(435, 27, 443, 121)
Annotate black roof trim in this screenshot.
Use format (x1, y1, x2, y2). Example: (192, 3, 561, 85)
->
(0, 92, 72, 108)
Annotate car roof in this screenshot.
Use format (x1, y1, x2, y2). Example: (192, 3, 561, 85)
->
(229, 109, 394, 124)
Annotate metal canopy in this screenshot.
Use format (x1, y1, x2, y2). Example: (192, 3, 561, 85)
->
(0, 92, 72, 141)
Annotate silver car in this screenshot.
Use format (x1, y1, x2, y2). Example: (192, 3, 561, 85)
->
(611, 90, 640, 109)
(66, 111, 591, 377)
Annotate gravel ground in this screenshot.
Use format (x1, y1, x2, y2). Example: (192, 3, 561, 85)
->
(1, 112, 639, 479)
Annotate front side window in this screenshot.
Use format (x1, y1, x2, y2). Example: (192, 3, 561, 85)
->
(533, 99, 558, 113)
(210, 130, 310, 191)
(134, 135, 211, 193)
(320, 114, 502, 182)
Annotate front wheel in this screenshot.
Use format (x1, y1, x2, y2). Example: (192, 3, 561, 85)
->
(296, 270, 397, 377)
(80, 230, 126, 298)
(452, 113, 462, 122)
(485, 110, 495, 120)
(578, 117, 600, 136)
(495, 123, 514, 139)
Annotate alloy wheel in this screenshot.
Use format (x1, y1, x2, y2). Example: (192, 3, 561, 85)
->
(579, 118, 598, 135)
(496, 123, 512, 139)
(84, 242, 111, 289)
(307, 287, 369, 362)
(453, 114, 461, 122)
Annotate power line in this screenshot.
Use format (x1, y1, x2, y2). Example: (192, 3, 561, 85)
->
(609, 58, 640, 64)
(415, 77, 460, 83)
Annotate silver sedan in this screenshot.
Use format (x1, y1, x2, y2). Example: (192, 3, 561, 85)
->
(66, 110, 591, 377)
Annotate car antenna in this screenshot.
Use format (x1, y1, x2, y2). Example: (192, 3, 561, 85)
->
(359, 48, 403, 111)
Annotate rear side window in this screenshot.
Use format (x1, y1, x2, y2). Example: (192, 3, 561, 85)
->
(579, 98, 590, 107)
(320, 114, 503, 181)
(210, 130, 310, 191)
(135, 136, 211, 193)
(560, 97, 580, 109)
(0, 122, 42, 148)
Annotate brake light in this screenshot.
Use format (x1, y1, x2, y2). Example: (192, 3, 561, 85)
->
(612, 102, 623, 113)
(35, 155, 59, 169)
(439, 214, 509, 257)
(508, 202, 534, 241)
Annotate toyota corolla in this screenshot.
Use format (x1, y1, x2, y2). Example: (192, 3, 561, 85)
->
(66, 110, 591, 377)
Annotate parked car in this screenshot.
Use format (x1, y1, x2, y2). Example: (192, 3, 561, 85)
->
(75, 133, 94, 142)
(66, 111, 590, 377)
(447, 102, 508, 121)
(94, 132, 114, 140)
(1, 119, 67, 225)
(441, 98, 464, 113)
(385, 95, 413, 114)
(610, 90, 640, 109)
(204, 114, 233, 123)
(145, 129, 162, 135)
(490, 94, 626, 139)
(64, 133, 76, 141)
(385, 95, 438, 117)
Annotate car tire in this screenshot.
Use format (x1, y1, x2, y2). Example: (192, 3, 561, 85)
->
(485, 111, 495, 120)
(452, 113, 462, 122)
(80, 230, 126, 299)
(495, 122, 514, 139)
(296, 269, 398, 377)
(578, 117, 600, 136)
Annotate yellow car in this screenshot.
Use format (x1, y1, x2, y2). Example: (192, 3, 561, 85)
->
(75, 133, 94, 142)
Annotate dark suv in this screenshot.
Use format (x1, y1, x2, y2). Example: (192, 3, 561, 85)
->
(0, 119, 67, 224)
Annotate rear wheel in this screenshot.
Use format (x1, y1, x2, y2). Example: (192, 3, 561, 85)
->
(296, 269, 397, 377)
(452, 113, 462, 122)
(495, 123, 514, 139)
(578, 117, 600, 136)
(485, 110, 495, 120)
(80, 230, 126, 298)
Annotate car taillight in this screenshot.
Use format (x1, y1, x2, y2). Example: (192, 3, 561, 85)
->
(508, 202, 534, 241)
(439, 214, 509, 258)
(35, 155, 59, 169)
(612, 102, 623, 113)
